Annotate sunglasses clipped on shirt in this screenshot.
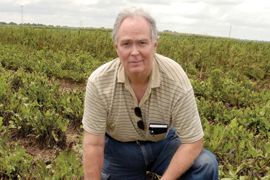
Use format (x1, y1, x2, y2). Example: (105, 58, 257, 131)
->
(134, 107, 145, 130)
(134, 107, 168, 135)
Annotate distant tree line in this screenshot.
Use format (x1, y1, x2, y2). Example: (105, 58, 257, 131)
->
(0, 21, 54, 27)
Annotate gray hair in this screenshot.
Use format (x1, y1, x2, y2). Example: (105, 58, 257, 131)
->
(111, 7, 158, 44)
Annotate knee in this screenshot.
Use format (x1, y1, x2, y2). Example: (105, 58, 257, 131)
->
(193, 149, 219, 172)
(181, 149, 219, 180)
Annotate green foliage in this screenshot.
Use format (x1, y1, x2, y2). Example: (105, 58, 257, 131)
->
(29, 148, 84, 180)
(51, 149, 84, 179)
(203, 118, 270, 179)
(0, 117, 4, 132)
(211, 69, 223, 92)
(0, 136, 33, 179)
(157, 36, 270, 81)
(0, 67, 73, 149)
(0, 44, 97, 83)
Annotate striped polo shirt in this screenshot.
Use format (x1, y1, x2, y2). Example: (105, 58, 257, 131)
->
(82, 53, 204, 143)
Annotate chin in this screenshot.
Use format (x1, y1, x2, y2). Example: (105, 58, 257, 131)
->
(128, 68, 144, 75)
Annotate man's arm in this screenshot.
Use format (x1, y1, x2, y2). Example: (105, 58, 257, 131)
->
(83, 130, 105, 180)
(160, 137, 203, 180)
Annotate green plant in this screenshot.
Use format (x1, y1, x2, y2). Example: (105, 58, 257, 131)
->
(50, 149, 83, 179)
(0, 136, 33, 179)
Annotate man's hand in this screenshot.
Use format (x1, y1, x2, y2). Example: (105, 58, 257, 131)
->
(160, 138, 203, 180)
(83, 131, 105, 180)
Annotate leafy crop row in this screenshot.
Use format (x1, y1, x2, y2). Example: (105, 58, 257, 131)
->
(158, 35, 270, 82)
(0, 67, 85, 148)
(0, 66, 84, 179)
(0, 44, 98, 83)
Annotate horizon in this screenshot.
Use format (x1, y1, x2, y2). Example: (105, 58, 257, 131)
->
(1, 21, 269, 43)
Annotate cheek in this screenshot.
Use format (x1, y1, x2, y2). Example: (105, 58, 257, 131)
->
(141, 48, 155, 59)
(117, 49, 129, 58)
(119, 55, 128, 66)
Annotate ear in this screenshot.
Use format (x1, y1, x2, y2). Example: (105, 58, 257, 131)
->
(114, 43, 119, 56)
(154, 39, 159, 51)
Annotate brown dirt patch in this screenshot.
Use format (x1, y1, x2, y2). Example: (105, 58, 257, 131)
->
(9, 128, 83, 163)
(58, 78, 85, 93)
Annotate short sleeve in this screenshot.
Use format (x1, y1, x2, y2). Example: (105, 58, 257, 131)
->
(172, 88, 204, 143)
(82, 78, 107, 135)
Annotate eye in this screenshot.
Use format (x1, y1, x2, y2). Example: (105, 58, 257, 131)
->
(122, 42, 129, 46)
(140, 41, 146, 44)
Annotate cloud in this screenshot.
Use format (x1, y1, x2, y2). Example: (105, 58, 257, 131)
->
(126, 0, 172, 5)
(203, 0, 245, 6)
(178, 0, 245, 6)
(90, 0, 126, 9)
(0, 0, 269, 41)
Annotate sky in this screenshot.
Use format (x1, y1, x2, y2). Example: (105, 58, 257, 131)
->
(1, 0, 270, 41)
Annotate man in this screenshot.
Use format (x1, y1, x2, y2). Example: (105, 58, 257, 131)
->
(83, 7, 219, 180)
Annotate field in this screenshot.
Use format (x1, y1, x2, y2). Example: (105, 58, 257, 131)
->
(0, 26, 270, 180)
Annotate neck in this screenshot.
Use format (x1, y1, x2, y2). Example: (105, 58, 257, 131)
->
(127, 71, 151, 86)
(128, 74, 150, 104)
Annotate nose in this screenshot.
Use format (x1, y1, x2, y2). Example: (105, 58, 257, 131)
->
(131, 45, 139, 56)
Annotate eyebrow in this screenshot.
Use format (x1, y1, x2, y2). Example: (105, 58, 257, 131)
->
(138, 38, 149, 41)
(120, 38, 149, 43)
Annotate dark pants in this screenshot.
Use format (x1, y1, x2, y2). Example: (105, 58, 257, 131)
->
(101, 128, 219, 180)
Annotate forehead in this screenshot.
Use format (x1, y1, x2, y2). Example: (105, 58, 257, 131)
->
(118, 16, 151, 41)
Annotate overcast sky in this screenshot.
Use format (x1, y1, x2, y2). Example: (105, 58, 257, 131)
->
(1, 0, 270, 41)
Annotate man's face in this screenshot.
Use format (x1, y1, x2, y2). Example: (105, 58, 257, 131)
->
(115, 16, 158, 78)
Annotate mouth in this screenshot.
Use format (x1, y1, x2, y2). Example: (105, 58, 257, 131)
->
(129, 60, 143, 64)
